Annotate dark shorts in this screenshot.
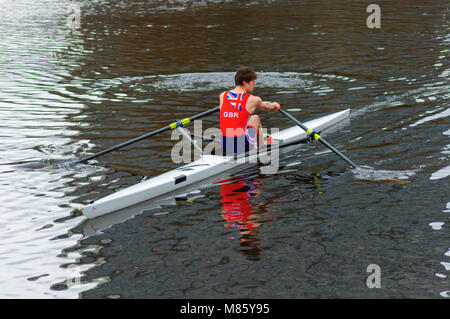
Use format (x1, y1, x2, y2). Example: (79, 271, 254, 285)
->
(221, 126, 257, 155)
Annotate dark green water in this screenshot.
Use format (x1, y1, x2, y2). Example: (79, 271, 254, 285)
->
(0, 0, 448, 298)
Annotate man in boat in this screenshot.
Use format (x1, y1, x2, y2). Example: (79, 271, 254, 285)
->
(220, 67, 280, 155)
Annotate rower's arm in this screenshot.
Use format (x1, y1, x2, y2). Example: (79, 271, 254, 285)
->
(252, 96, 280, 111)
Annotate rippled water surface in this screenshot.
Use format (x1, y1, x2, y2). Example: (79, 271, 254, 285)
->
(0, 0, 449, 298)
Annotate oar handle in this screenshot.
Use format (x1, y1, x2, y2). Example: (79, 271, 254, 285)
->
(74, 106, 220, 164)
(278, 108, 359, 169)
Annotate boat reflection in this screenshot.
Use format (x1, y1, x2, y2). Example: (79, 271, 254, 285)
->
(79, 166, 279, 264)
(81, 196, 178, 237)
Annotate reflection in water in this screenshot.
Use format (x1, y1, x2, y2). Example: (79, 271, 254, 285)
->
(220, 177, 262, 231)
(219, 176, 263, 261)
(218, 176, 280, 261)
(80, 197, 177, 237)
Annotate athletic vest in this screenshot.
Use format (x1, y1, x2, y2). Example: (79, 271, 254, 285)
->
(220, 91, 251, 137)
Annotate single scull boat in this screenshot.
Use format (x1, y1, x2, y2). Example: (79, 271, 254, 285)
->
(80, 109, 350, 219)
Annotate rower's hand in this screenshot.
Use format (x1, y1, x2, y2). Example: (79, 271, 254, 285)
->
(272, 102, 280, 111)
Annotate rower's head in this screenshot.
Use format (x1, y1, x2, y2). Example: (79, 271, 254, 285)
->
(235, 67, 257, 92)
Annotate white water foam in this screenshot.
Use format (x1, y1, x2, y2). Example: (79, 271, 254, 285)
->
(430, 164, 450, 180)
(352, 165, 416, 182)
(430, 129, 450, 180)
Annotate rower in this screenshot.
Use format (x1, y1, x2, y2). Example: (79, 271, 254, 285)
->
(219, 67, 280, 155)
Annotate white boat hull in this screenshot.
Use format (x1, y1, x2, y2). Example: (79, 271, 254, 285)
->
(81, 109, 350, 218)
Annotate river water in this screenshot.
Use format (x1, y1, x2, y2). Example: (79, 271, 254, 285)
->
(0, 0, 448, 298)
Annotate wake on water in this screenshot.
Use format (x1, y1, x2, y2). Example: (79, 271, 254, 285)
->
(351, 165, 417, 184)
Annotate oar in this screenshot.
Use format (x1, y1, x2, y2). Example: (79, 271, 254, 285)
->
(71, 106, 220, 165)
(278, 108, 359, 169)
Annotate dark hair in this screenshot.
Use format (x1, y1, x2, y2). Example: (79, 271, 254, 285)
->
(234, 67, 257, 86)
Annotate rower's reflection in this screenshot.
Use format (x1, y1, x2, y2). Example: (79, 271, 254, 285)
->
(218, 176, 265, 260)
(220, 177, 261, 230)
